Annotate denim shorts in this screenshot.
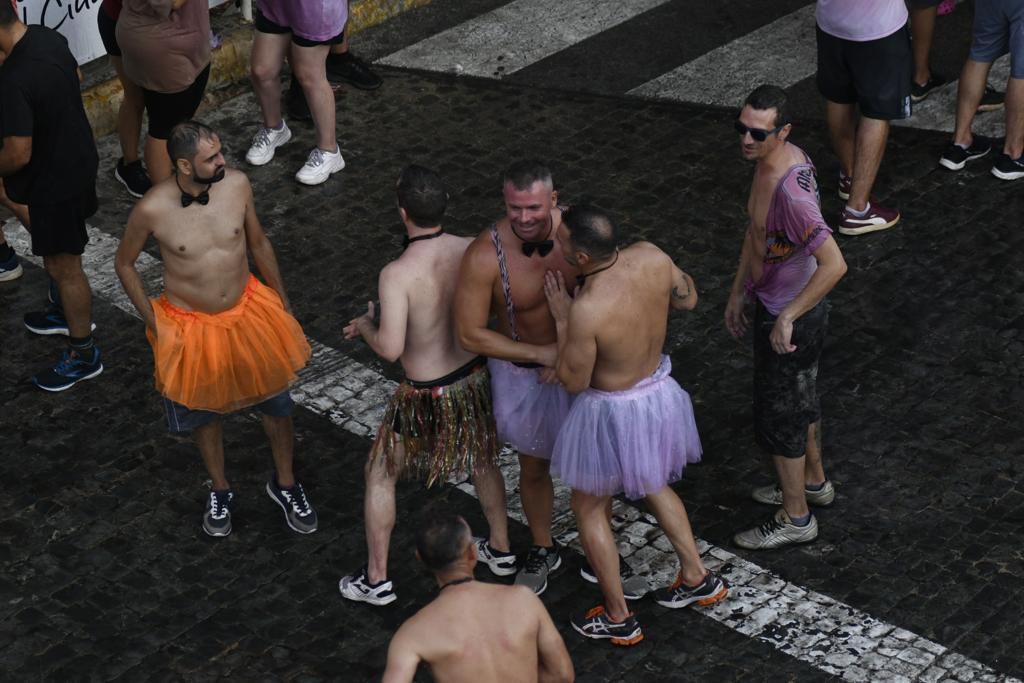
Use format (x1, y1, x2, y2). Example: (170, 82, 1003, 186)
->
(968, 0, 1024, 78)
(161, 391, 295, 433)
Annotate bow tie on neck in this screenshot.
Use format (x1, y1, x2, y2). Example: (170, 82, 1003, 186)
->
(181, 190, 210, 208)
(521, 240, 554, 257)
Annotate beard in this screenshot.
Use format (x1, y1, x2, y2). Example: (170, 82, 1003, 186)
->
(194, 166, 226, 185)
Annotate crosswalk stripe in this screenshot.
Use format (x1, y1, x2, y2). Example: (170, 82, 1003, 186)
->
(7, 218, 1019, 682)
(378, 0, 670, 78)
(628, 5, 818, 107)
(893, 54, 1010, 137)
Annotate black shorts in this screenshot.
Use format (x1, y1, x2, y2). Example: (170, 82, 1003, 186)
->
(97, 9, 120, 57)
(162, 391, 295, 433)
(253, 8, 344, 48)
(910, 0, 943, 7)
(753, 299, 829, 458)
(142, 63, 211, 140)
(816, 24, 913, 120)
(27, 190, 98, 257)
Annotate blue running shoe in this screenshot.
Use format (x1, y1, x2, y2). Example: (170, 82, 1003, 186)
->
(24, 307, 96, 336)
(32, 348, 103, 392)
(0, 252, 22, 282)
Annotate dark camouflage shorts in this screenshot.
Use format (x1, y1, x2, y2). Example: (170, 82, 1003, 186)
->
(753, 299, 829, 457)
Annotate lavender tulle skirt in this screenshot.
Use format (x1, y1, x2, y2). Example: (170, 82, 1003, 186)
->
(488, 358, 573, 460)
(552, 356, 702, 499)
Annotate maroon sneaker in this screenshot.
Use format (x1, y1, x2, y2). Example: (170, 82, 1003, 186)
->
(838, 172, 852, 201)
(838, 203, 900, 236)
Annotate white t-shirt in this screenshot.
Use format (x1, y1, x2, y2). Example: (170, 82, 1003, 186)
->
(816, 0, 908, 42)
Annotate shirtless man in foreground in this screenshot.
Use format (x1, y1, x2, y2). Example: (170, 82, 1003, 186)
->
(338, 165, 510, 606)
(382, 512, 574, 683)
(726, 85, 846, 550)
(544, 206, 728, 645)
(115, 120, 318, 538)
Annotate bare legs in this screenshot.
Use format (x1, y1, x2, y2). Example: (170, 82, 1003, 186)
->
(825, 101, 890, 211)
(519, 453, 555, 547)
(573, 486, 709, 623)
(43, 254, 93, 337)
(363, 443, 510, 583)
(193, 414, 298, 491)
(109, 55, 145, 168)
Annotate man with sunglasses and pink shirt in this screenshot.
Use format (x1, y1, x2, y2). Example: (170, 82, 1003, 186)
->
(726, 85, 847, 551)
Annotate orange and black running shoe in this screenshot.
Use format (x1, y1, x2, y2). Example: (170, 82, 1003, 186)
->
(570, 605, 644, 646)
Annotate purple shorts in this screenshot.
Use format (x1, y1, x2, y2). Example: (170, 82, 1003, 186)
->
(488, 358, 572, 460)
(256, 0, 347, 44)
(551, 356, 702, 500)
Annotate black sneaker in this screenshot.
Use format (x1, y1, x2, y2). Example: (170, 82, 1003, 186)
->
(977, 85, 1004, 113)
(339, 566, 397, 606)
(911, 74, 947, 102)
(513, 544, 561, 595)
(475, 537, 518, 577)
(114, 158, 152, 199)
(286, 76, 312, 122)
(939, 136, 992, 171)
(579, 558, 648, 601)
(24, 307, 96, 336)
(991, 153, 1024, 181)
(203, 489, 234, 537)
(266, 479, 318, 534)
(652, 570, 729, 609)
(571, 605, 644, 646)
(32, 347, 104, 392)
(0, 251, 22, 282)
(326, 52, 382, 90)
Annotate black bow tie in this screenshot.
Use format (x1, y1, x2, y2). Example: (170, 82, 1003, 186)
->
(522, 240, 553, 257)
(181, 191, 210, 208)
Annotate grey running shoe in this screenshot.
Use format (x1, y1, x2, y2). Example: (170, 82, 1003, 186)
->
(733, 508, 818, 550)
(203, 489, 234, 537)
(339, 567, 397, 606)
(579, 557, 649, 601)
(652, 570, 728, 609)
(475, 537, 517, 577)
(571, 605, 644, 646)
(266, 480, 318, 534)
(514, 544, 561, 595)
(751, 480, 835, 507)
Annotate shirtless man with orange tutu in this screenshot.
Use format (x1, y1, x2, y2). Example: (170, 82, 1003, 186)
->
(115, 120, 317, 538)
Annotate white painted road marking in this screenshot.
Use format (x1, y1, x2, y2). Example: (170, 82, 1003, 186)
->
(381, 0, 1008, 136)
(7, 220, 1020, 682)
(628, 6, 818, 108)
(379, 0, 670, 78)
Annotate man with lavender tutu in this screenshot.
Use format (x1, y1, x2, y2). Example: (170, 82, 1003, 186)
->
(727, 85, 847, 551)
(455, 161, 579, 595)
(543, 205, 728, 646)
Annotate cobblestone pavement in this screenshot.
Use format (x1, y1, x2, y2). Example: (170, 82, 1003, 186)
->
(2, 37, 1023, 683)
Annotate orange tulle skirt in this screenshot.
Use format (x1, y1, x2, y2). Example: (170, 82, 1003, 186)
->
(147, 275, 311, 413)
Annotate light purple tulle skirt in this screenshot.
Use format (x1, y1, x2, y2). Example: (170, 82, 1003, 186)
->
(488, 358, 573, 460)
(552, 356, 702, 499)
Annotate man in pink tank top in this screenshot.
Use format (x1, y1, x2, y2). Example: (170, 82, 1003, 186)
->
(726, 85, 847, 551)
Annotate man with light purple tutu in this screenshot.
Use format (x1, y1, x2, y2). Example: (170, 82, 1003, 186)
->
(543, 205, 728, 646)
(727, 85, 847, 551)
(455, 161, 578, 594)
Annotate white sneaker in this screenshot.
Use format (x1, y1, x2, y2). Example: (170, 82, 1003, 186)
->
(245, 121, 292, 166)
(474, 537, 518, 577)
(752, 480, 835, 507)
(733, 508, 818, 550)
(295, 146, 345, 185)
(339, 566, 397, 606)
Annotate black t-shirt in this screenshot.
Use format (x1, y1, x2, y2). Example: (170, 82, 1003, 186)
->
(0, 26, 99, 206)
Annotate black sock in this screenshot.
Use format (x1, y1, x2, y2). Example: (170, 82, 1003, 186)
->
(0, 243, 14, 261)
(69, 335, 95, 358)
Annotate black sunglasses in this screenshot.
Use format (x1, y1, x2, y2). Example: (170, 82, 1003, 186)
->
(734, 120, 785, 142)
